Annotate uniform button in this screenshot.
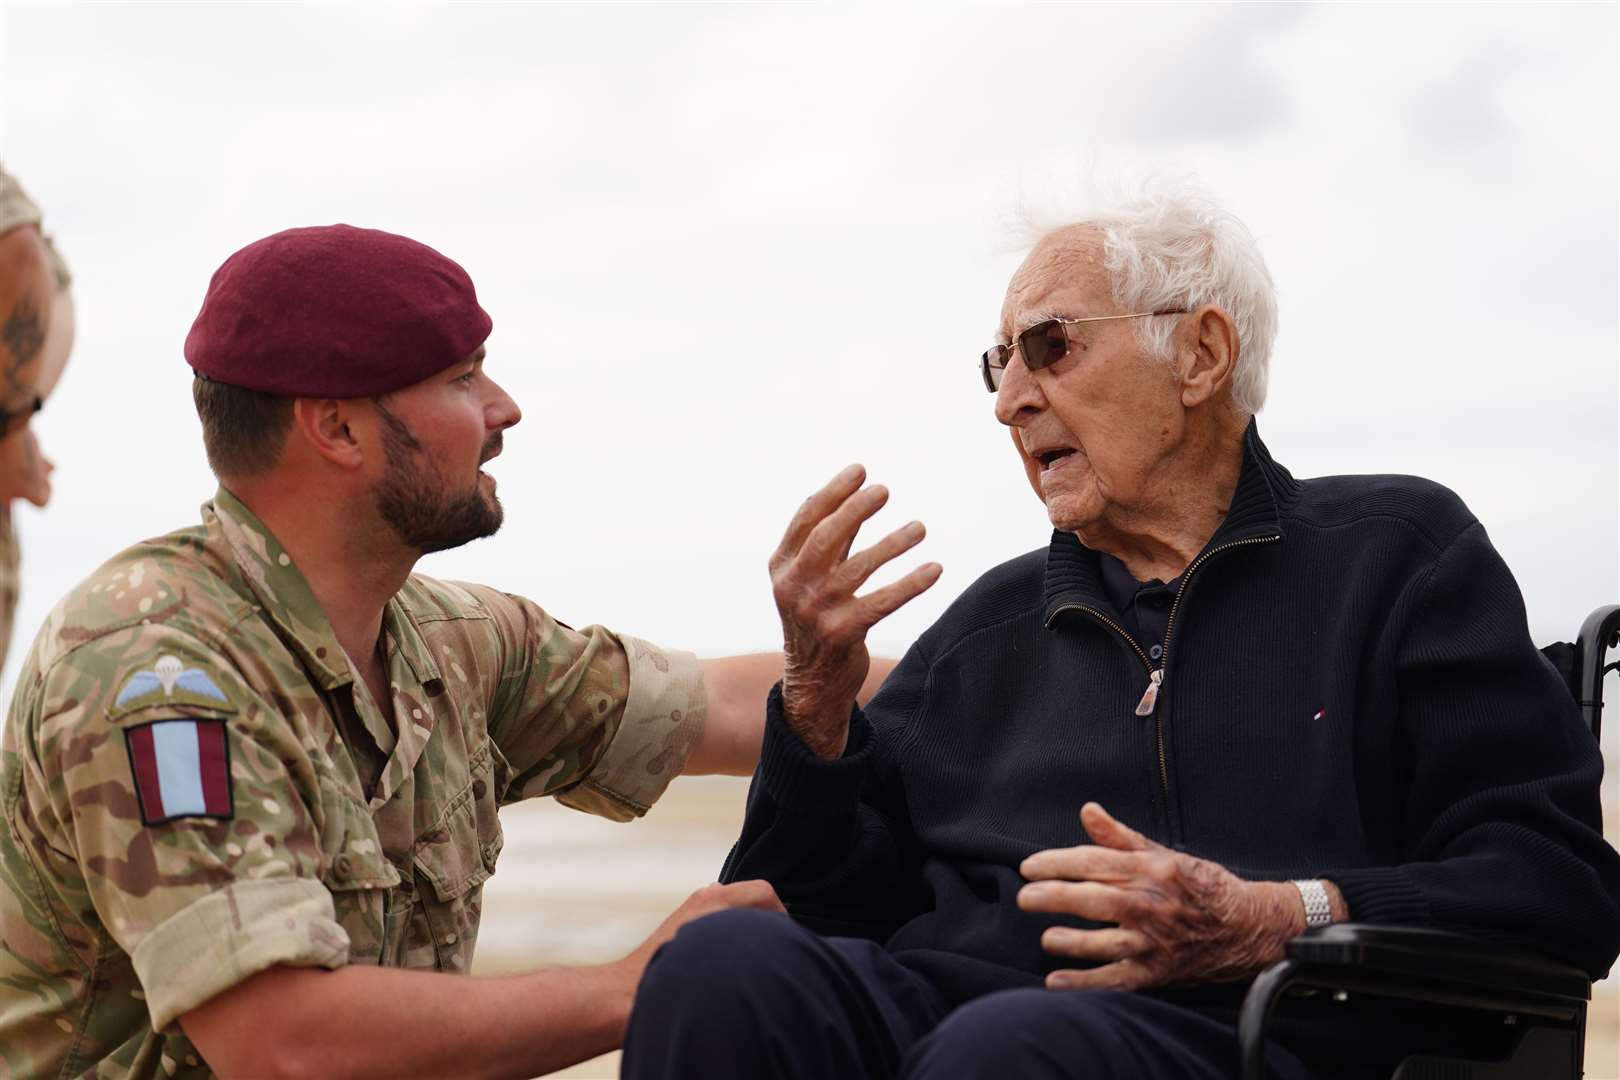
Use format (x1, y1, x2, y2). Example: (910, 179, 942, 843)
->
(1149, 645, 1163, 660)
(333, 854, 353, 880)
(441, 932, 458, 946)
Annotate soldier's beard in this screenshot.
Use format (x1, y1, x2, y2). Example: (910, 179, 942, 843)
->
(370, 404, 504, 555)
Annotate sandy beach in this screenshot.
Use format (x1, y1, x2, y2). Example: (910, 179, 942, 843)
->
(475, 775, 1620, 1079)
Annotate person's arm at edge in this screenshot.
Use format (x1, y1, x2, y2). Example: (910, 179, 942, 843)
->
(0, 223, 53, 384)
(182, 880, 784, 1079)
(0, 226, 58, 506)
(184, 962, 634, 1080)
(684, 653, 898, 775)
(35, 272, 73, 399)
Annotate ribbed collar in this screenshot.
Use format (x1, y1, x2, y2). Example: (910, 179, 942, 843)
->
(1042, 419, 1297, 626)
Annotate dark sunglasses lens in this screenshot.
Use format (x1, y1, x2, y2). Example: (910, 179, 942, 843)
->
(980, 348, 1003, 392)
(1019, 320, 1067, 371)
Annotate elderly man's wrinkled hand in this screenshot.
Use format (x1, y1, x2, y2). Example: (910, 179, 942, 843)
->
(1017, 802, 1300, 990)
(770, 464, 940, 760)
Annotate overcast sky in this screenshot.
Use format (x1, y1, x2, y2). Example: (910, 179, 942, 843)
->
(1, 1, 1615, 698)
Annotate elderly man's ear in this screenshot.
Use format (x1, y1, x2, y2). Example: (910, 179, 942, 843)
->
(1174, 305, 1241, 409)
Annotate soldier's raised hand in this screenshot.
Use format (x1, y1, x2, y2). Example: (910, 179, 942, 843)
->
(770, 464, 941, 759)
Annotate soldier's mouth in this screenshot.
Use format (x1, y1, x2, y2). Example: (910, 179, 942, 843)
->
(479, 434, 503, 466)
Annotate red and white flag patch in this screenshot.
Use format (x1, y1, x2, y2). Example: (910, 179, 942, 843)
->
(123, 718, 233, 826)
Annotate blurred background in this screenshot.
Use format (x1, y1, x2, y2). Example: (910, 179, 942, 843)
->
(2, 3, 1615, 1076)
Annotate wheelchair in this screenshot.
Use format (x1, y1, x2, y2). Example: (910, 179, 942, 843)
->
(1239, 604, 1620, 1080)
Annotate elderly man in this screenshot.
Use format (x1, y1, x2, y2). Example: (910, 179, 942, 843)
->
(0, 225, 920, 1079)
(621, 180, 1620, 1079)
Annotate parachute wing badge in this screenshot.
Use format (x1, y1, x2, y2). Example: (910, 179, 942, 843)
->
(174, 667, 230, 703)
(112, 670, 163, 708)
(111, 654, 236, 717)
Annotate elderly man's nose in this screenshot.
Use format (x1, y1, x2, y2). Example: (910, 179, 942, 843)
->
(993, 354, 1045, 427)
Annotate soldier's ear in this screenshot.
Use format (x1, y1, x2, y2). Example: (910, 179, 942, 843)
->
(291, 398, 364, 470)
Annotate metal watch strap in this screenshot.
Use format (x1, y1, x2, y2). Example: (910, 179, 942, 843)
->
(1291, 879, 1333, 929)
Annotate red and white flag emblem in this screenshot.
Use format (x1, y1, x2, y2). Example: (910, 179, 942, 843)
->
(123, 719, 233, 826)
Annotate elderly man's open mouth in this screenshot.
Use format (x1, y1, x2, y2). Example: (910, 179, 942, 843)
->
(1027, 443, 1080, 472)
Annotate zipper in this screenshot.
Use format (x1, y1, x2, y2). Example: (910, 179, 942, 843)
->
(1046, 602, 1162, 798)
(1046, 603, 1154, 670)
(1158, 534, 1281, 673)
(1134, 669, 1163, 717)
(1046, 533, 1281, 808)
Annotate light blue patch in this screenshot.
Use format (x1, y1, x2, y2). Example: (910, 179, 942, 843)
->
(151, 720, 207, 817)
(174, 670, 229, 703)
(113, 672, 162, 709)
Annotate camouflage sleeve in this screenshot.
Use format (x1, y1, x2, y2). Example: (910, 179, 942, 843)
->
(461, 585, 705, 822)
(0, 166, 43, 236)
(25, 626, 347, 1031)
(0, 510, 17, 671)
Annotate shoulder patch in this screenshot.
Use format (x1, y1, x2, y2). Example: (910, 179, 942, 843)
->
(111, 654, 236, 719)
(123, 718, 233, 826)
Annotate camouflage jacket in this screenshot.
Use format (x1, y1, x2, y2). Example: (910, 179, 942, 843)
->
(0, 489, 704, 1078)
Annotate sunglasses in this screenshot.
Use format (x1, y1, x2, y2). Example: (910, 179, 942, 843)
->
(980, 310, 1187, 392)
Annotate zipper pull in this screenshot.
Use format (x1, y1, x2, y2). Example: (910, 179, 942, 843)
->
(1134, 668, 1163, 717)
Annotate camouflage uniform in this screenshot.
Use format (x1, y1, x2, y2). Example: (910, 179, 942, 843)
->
(0, 513, 16, 673)
(0, 489, 704, 1078)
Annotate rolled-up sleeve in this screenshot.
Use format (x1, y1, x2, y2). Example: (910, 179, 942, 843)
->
(133, 878, 348, 1031)
(555, 633, 703, 820)
(468, 585, 705, 820)
(0, 166, 43, 234)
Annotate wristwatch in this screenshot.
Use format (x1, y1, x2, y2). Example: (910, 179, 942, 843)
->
(1290, 879, 1334, 929)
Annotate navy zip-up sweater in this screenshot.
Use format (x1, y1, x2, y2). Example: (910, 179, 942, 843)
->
(722, 423, 1620, 1030)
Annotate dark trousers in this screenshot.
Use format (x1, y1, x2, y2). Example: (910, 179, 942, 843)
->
(621, 909, 1313, 1079)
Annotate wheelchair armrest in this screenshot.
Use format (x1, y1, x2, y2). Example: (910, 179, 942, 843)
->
(1239, 924, 1591, 1080)
(1283, 922, 1592, 1003)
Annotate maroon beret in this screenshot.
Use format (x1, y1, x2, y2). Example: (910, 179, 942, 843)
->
(184, 224, 492, 397)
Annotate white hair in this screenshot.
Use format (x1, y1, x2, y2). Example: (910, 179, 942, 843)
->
(1017, 171, 1279, 415)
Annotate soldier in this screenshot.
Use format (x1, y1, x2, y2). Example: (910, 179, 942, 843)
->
(0, 165, 75, 666)
(0, 225, 925, 1078)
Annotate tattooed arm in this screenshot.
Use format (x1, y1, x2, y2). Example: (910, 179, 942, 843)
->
(33, 255, 74, 401)
(0, 224, 60, 506)
(0, 223, 52, 412)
